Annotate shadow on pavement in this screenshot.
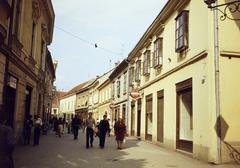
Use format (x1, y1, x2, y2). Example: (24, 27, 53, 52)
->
(14, 133, 147, 168)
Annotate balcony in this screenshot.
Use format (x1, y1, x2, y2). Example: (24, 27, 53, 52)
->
(9, 35, 23, 57)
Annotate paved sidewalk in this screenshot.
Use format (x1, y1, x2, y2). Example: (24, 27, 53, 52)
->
(14, 131, 238, 168)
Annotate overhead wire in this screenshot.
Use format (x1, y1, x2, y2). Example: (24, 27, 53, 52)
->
(55, 25, 122, 56)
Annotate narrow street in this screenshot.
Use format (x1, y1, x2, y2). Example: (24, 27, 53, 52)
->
(14, 131, 237, 168)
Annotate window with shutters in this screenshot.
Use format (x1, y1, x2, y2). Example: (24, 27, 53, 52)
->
(117, 80, 120, 98)
(123, 73, 127, 94)
(153, 38, 163, 68)
(112, 82, 115, 100)
(31, 22, 36, 58)
(14, 0, 22, 38)
(143, 50, 151, 76)
(129, 67, 134, 86)
(135, 60, 141, 82)
(175, 10, 189, 53)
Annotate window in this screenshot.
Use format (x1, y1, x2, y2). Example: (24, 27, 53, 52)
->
(129, 67, 134, 86)
(123, 73, 127, 94)
(31, 22, 36, 58)
(117, 80, 120, 98)
(143, 50, 151, 76)
(153, 38, 163, 68)
(41, 40, 47, 71)
(175, 11, 189, 53)
(112, 82, 115, 99)
(14, 0, 22, 38)
(135, 60, 141, 82)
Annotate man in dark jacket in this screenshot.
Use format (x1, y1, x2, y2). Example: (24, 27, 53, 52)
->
(98, 114, 110, 148)
(23, 115, 33, 145)
(0, 108, 15, 168)
(71, 115, 80, 140)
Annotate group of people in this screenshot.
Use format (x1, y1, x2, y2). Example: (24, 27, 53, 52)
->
(71, 112, 127, 150)
(23, 114, 43, 146)
(1, 106, 45, 168)
(50, 117, 70, 137)
(0, 105, 127, 168)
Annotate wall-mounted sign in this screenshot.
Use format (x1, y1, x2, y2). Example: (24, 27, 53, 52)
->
(129, 90, 141, 100)
(7, 75, 17, 89)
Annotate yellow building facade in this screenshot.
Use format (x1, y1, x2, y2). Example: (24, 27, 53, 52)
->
(97, 79, 112, 122)
(87, 70, 112, 121)
(127, 0, 240, 164)
(75, 79, 95, 120)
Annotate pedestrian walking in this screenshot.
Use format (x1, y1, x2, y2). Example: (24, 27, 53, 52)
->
(52, 117, 57, 132)
(53, 117, 58, 134)
(85, 112, 96, 148)
(98, 114, 110, 148)
(108, 118, 112, 136)
(114, 118, 126, 150)
(71, 115, 80, 140)
(0, 108, 15, 168)
(33, 114, 42, 146)
(49, 116, 53, 130)
(82, 118, 86, 133)
(66, 119, 71, 134)
(23, 115, 33, 145)
(57, 117, 64, 137)
(62, 117, 66, 133)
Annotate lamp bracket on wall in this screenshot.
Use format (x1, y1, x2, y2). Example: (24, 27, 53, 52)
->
(204, 0, 240, 21)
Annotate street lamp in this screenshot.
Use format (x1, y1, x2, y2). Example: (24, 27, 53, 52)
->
(204, 0, 240, 21)
(204, 0, 217, 7)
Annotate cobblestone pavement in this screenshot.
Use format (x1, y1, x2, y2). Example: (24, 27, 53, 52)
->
(14, 131, 238, 168)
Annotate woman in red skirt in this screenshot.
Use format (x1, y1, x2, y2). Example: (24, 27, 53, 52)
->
(114, 118, 126, 149)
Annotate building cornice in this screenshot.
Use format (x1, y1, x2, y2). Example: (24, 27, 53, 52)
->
(97, 79, 110, 90)
(7, 48, 39, 81)
(139, 50, 208, 90)
(220, 51, 240, 58)
(109, 59, 128, 81)
(127, 0, 190, 61)
(60, 93, 76, 100)
(111, 98, 128, 106)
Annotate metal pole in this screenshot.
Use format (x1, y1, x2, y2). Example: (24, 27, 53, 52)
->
(213, 1, 222, 164)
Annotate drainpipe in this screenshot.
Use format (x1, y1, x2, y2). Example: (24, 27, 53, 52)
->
(126, 59, 130, 135)
(213, 2, 222, 164)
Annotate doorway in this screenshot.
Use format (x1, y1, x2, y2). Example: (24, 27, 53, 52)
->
(130, 101, 135, 136)
(25, 85, 32, 118)
(176, 78, 193, 153)
(137, 99, 141, 137)
(5, 75, 18, 128)
(122, 104, 126, 124)
(157, 90, 164, 142)
(145, 94, 152, 141)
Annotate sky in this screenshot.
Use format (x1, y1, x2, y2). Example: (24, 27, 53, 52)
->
(49, 0, 168, 91)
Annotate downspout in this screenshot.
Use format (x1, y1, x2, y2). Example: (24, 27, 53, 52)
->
(213, 2, 222, 164)
(126, 59, 130, 135)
